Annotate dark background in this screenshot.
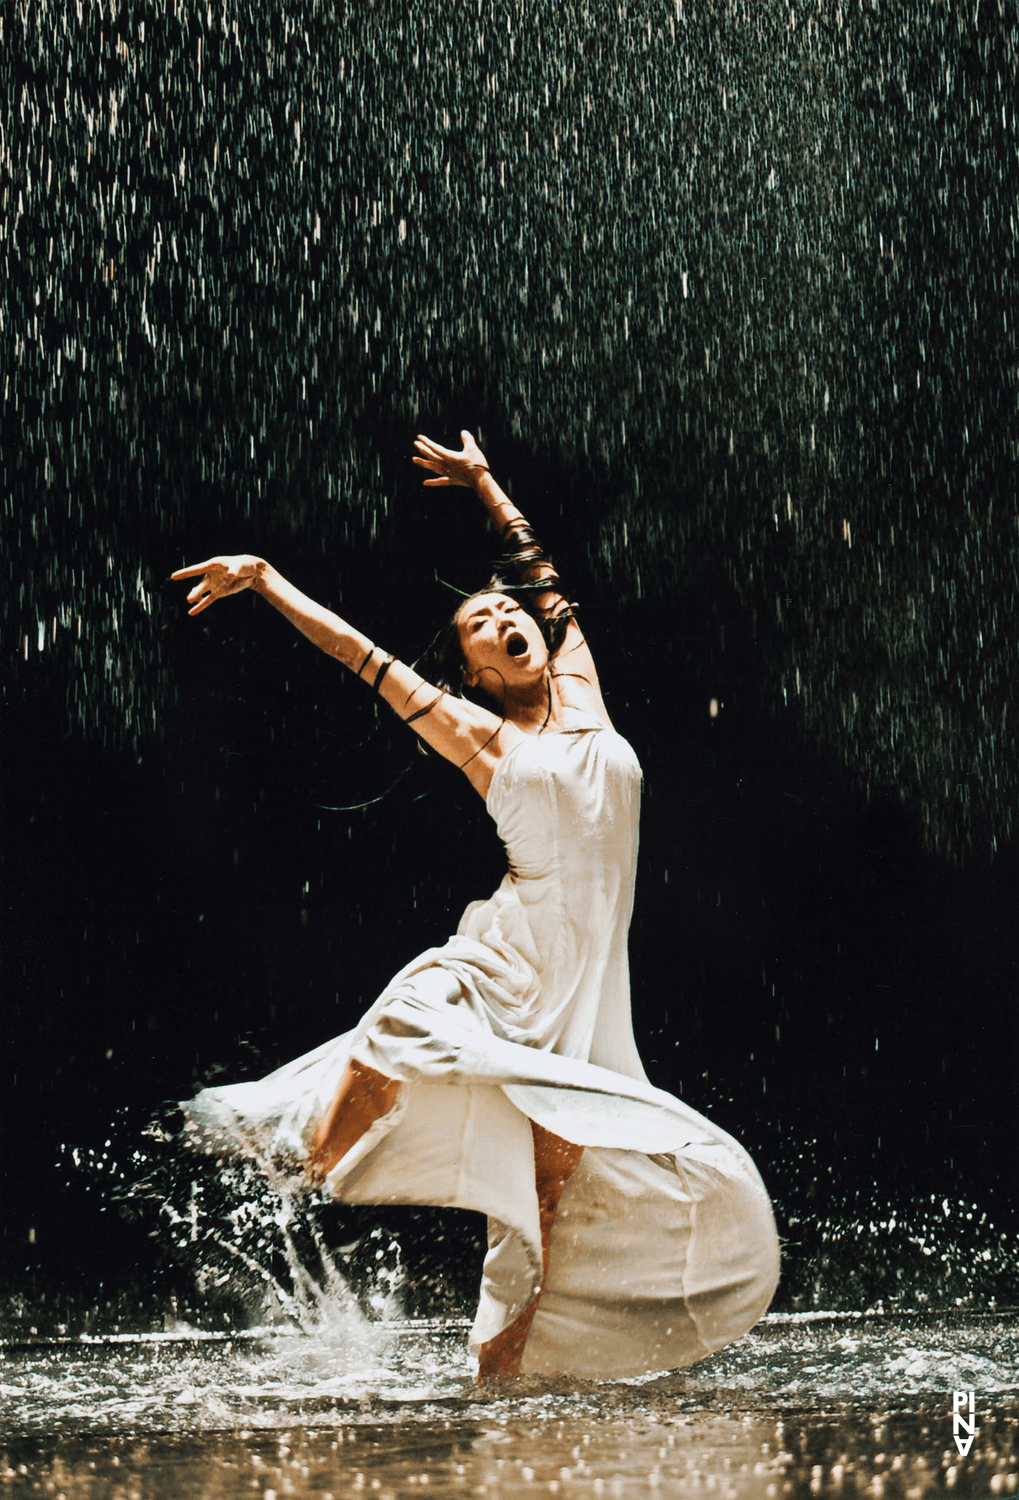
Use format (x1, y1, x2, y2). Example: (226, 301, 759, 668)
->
(2, 0, 1017, 1327)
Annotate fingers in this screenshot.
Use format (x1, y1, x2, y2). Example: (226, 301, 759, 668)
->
(415, 433, 480, 456)
(413, 465, 452, 485)
(412, 456, 450, 486)
(177, 566, 228, 614)
(183, 578, 217, 614)
(413, 438, 455, 486)
(412, 432, 479, 488)
(172, 556, 256, 617)
(414, 434, 454, 460)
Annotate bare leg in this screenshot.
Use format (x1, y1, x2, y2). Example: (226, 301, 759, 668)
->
(477, 1121, 584, 1380)
(305, 1058, 402, 1185)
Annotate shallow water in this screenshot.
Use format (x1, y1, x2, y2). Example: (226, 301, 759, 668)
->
(2, 1316, 1016, 1498)
(4, 1315, 1018, 1435)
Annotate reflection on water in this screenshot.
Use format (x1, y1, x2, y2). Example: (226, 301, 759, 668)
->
(1, 1396, 1017, 1500)
(2, 1317, 1017, 1498)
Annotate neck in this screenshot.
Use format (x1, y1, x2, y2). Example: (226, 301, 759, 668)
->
(502, 674, 566, 733)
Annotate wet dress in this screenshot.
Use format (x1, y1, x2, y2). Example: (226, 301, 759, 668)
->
(184, 708, 780, 1377)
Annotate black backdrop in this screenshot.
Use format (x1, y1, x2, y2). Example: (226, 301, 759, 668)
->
(3, 0, 1018, 1326)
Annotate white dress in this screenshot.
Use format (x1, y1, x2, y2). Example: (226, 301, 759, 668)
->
(184, 710, 780, 1377)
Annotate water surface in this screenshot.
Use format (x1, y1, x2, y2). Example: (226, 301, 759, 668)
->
(3, 1315, 1016, 1498)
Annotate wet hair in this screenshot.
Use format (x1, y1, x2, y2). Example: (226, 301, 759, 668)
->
(425, 576, 573, 705)
(319, 574, 576, 806)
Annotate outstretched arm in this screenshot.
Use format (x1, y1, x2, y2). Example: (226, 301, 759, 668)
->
(170, 556, 512, 799)
(413, 432, 608, 720)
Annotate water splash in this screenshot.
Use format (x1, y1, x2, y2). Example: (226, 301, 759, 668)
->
(34, 1102, 1019, 1353)
(53, 1111, 412, 1340)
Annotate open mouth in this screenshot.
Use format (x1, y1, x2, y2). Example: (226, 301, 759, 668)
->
(506, 632, 528, 658)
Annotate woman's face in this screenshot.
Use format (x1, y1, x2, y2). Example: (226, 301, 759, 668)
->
(456, 592, 549, 693)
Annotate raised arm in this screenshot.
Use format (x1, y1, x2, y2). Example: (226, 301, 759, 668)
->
(413, 432, 609, 722)
(170, 556, 513, 799)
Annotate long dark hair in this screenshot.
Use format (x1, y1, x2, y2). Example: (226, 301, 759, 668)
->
(423, 574, 573, 705)
(317, 574, 573, 807)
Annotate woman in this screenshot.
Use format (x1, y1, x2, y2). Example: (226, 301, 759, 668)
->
(172, 431, 779, 1379)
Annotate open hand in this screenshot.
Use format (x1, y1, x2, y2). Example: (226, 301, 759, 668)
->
(170, 555, 264, 615)
(413, 430, 490, 488)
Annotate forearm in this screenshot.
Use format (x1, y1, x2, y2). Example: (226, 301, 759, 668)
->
(474, 470, 522, 535)
(251, 561, 372, 669)
(473, 472, 560, 597)
(174, 550, 509, 797)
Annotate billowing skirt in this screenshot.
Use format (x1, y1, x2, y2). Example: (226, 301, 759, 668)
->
(183, 940, 780, 1378)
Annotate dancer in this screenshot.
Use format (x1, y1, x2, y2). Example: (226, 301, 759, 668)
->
(172, 431, 779, 1378)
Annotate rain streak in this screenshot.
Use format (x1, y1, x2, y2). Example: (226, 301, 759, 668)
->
(3, 0, 1017, 859)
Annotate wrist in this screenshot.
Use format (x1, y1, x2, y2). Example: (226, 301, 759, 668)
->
(475, 471, 511, 517)
(471, 463, 494, 496)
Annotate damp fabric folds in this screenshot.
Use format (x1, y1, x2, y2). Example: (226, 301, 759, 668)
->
(183, 711, 780, 1378)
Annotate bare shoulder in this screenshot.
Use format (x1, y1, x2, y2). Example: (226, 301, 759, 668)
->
(375, 659, 518, 800)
